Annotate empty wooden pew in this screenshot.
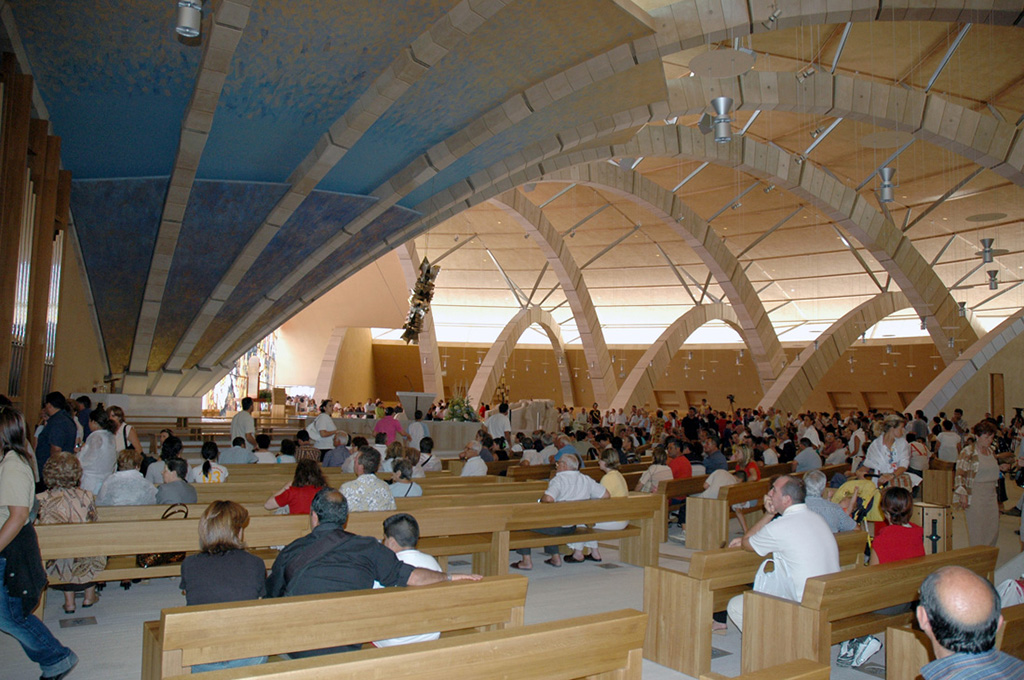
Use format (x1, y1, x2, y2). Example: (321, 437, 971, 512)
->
(644, 530, 867, 678)
(162, 609, 646, 680)
(142, 575, 528, 680)
(740, 546, 998, 673)
(700, 659, 830, 680)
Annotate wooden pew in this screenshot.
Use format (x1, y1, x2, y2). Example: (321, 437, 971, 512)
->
(507, 464, 554, 481)
(644, 530, 868, 678)
(700, 659, 830, 680)
(740, 546, 999, 673)
(652, 475, 708, 542)
(922, 459, 955, 506)
(885, 603, 1024, 679)
(685, 464, 851, 550)
(143, 575, 528, 680)
(162, 609, 646, 680)
(39, 494, 662, 585)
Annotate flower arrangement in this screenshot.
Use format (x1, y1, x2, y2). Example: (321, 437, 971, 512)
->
(444, 391, 477, 422)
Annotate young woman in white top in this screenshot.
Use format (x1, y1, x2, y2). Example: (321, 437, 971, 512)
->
(107, 405, 143, 453)
(190, 442, 229, 483)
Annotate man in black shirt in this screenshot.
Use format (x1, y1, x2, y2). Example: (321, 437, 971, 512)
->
(266, 488, 479, 657)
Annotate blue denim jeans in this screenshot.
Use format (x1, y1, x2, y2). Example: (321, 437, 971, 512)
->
(0, 557, 78, 677)
(192, 655, 267, 673)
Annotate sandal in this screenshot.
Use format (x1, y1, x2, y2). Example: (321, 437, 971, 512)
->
(563, 555, 586, 563)
(62, 604, 76, 615)
(510, 561, 532, 571)
(584, 554, 603, 562)
(543, 557, 562, 568)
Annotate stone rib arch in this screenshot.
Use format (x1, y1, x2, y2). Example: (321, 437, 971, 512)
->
(396, 242, 444, 399)
(466, 306, 574, 408)
(759, 291, 910, 414)
(907, 308, 1024, 419)
(533, 126, 983, 364)
(492, 190, 617, 407)
(610, 303, 742, 411)
(540, 162, 785, 385)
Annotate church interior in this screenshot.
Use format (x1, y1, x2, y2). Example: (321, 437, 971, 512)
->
(1, 0, 1024, 678)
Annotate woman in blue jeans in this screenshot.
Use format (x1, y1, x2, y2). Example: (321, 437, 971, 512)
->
(0, 404, 78, 679)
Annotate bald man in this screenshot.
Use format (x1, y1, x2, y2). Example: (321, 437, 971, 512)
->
(917, 566, 1024, 679)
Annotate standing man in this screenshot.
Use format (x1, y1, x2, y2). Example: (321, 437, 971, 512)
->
(917, 566, 1024, 679)
(407, 410, 429, 451)
(74, 396, 93, 442)
(724, 476, 839, 631)
(35, 392, 77, 478)
(483, 403, 512, 447)
(266, 489, 480, 657)
(230, 397, 257, 451)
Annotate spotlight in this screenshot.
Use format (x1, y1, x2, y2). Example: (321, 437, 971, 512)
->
(698, 97, 734, 144)
(763, 184, 776, 194)
(987, 270, 999, 290)
(176, 0, 202, 38)
(730, 202, 742, 210)
(877, 167, 896, 203)
(810, 126, 826, 139)
(796, 67, 816, 83)
(957, 301, 967, 317)
(761, 8, 782, 30)
(920, 316, 927, 330)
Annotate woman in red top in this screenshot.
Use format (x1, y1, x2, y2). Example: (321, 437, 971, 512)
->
(263, 459, 327, 515)
(870, 486, 925, 565)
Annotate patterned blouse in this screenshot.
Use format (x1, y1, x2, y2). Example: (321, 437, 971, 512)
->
(35, 487, 107, 584)
(952, 444, 981, 507)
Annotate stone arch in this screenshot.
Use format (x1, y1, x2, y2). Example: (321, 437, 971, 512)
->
(540, 162, 785, 385)
(610, 303, 742, 411)
(466, 306, 574, 408)
(547, 126, 985, 364)
(396, 242, 444, 399)
(664, 72, 1024, 188)
(758, 291, 910, 413)
(908, 307, 1024, 419)
(491, 190, 618, 407)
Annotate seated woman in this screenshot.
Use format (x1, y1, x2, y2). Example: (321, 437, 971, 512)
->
(635, 446, 672, 493)
(191, 441, 229, 483)
(566, 449, 629, 563)
(77, 407, 118, 495)
(179, 501, 267, 672)
(96, 449, 157, 506)
(35, 451, 106, 614)
(145, 435, 184, 486)
(729, 444, 760, 533)
(156, 458, 197, 504)
(264, 459, 327, 514)
(380, 440, 405, 473)
(389, 459, 423, 498)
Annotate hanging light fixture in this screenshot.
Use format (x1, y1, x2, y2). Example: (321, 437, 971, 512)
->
(987, 270, 999, 290)
(176, 0, 203, 38)
(698, 97, 734, 143)
(975, 238, 1008, 263)
(920, 316, 927, 330)
(877, 167, 896, 203)
(957, 301, 967, 317)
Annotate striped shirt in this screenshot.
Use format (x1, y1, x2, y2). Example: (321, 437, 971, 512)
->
(921, 650, 1024, 680)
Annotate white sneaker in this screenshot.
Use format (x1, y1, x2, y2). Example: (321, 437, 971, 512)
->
(836, 639, 855, 667)
(851, 635, 881, 667)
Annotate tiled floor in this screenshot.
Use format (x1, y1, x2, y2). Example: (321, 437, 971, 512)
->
(4, 487, 1022, 679)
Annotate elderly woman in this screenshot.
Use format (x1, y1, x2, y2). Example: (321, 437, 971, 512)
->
(96, 449, 157, 506)
(953, 420, 1009, 547)
(77, 407, 118, 495)
(858, 414, 914, 489)
(107, 405, 143, 453)
(389, 459, 423, 498)
(635, 446, 672, 493)
(35, 452, 106, 614)
(179, 501, 266, 672)
(145, 435, 184, 486)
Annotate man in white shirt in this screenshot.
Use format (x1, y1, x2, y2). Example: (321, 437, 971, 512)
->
(230, 397, 257, 450)
(459, 444, 487, 477)
(372, 513, 443, 648)
(510, 455, 608, 569)
(725, 476, 839, 631)
(483, 403, 512, 445)
(407, 410, 429, 451)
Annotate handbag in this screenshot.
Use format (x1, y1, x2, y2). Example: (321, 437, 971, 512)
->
(135, 504, 189, 568)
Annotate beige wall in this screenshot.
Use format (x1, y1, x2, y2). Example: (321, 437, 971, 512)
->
(327, 328, 377, 407)
(936, 329, 1024, 425)
(359, 340, 960, 414)
(52, 237, 106, 395)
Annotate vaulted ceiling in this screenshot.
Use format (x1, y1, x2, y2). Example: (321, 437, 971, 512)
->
(7, 0, 1023, 399)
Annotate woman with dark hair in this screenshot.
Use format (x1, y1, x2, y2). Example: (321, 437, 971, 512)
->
(191, 441, 228, 483)
(0, 406, 79, 679)
(870, 487, 924, 565)
(145, 435, 184, 486)
(954, 420, 1010, 546)
(389, 459, 423, 498)
(179, 501, 266, 672)
(77, 406, 118, 495)
(264, 459, 327, 514)
(35, 451, 106, 614)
